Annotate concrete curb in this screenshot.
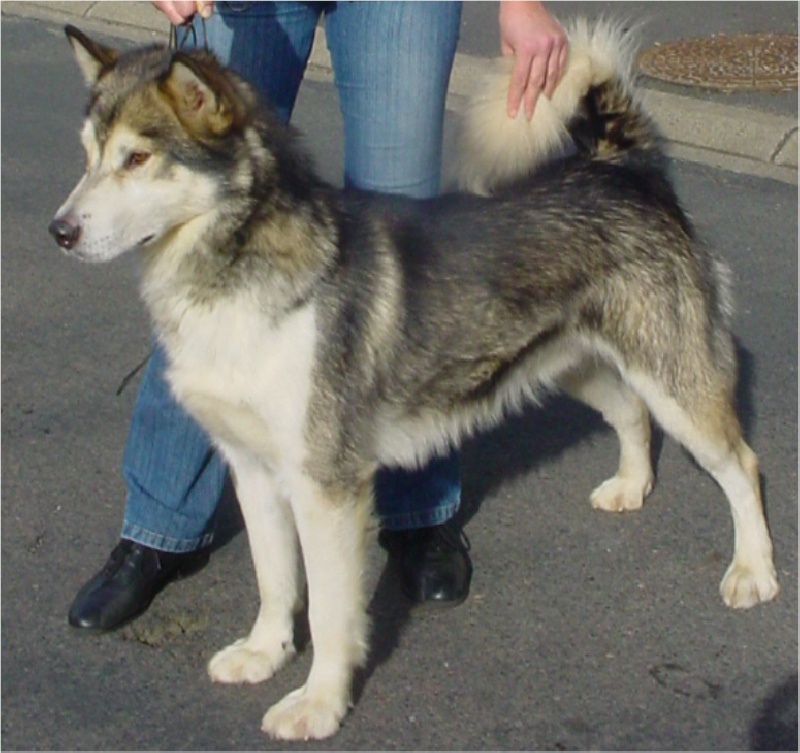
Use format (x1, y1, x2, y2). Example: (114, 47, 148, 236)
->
(5, 0, 797, 184)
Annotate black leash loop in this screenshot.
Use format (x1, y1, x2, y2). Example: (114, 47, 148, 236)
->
(116, 349, 153, 397)
(168, 14, 208, 52)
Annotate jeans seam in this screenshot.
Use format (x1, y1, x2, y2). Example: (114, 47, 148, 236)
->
(121, 522, 214, 553)
(379, 492, 460, 531)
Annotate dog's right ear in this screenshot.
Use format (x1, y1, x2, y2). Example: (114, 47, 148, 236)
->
(65, 25, 119, 86)
(158, 51, 248, 139)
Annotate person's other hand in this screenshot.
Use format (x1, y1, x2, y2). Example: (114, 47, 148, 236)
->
(499, 1, 568, 120)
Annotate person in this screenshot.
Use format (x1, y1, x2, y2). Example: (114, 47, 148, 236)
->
(68, 0, 567, 631)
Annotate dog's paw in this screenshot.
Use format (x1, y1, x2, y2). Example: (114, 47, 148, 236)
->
(590, 474, 653, 512)
(720, 560, 780, 609)
(208, 637, 295, 684)
(261, 685, 347, 741)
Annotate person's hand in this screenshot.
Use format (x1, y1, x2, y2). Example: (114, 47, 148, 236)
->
(152, 1, 213, 26)
(499, 1, 568, 120)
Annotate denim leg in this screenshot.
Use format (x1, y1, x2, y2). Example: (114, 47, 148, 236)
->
(325, 1, 462, 197)
(121, 345, 226, 551)
(124, 2, 463, 545)
(121, 4, 323, 551)
(325, 1, 463, 530)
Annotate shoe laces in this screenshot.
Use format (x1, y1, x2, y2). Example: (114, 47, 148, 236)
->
(102, 540, 155, 578)
(440, 522, 471, 553)
(417, 522, 471, 554)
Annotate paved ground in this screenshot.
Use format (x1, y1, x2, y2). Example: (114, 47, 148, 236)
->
(2, 3, 797, 750)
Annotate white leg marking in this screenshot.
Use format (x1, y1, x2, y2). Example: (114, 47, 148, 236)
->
(712, 448, 779, 609)
(261, 476, 371, 740)
(563, 364, 655, 512)
(208, 448, 300, 684)
(628, 373, 779, 609)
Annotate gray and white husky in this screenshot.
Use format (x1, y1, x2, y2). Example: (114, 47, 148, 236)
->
(50, 19, 778, 740)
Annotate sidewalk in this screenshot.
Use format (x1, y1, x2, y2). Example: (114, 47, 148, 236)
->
(4, 0, 797, 184)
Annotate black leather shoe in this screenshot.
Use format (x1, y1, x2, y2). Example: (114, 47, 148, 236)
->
(68, 540, 209, 632)
(379, 523, 472, 606)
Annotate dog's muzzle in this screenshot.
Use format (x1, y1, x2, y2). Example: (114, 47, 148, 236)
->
(48, 215, 81, 250)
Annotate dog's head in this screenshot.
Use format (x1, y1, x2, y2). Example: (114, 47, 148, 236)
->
(49, 26, 257, 263)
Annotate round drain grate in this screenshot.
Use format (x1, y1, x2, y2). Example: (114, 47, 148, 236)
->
(638, 33, 798, 91)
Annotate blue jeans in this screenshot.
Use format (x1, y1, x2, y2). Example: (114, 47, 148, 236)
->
(121, 1, 464, 552)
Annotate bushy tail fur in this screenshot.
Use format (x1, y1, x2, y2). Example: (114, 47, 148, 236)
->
(454, 18, 661, 194)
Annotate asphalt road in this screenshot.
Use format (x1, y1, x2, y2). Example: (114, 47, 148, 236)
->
(2, 11, 797, 751)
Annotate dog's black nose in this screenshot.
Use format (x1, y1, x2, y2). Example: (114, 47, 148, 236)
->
(48, 216, 81, 250)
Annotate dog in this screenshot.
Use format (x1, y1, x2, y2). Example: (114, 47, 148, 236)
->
(50, 18, 779, 740)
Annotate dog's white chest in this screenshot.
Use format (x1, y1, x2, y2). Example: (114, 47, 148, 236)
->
(163, 297, 317, 466)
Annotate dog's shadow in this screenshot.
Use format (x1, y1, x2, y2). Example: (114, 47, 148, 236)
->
(212, 342, 758, 703)
(359, 341, 758, 697)
(351, 392, 620, 704)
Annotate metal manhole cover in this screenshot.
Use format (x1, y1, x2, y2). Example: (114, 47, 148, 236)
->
(638, 33, 798, 91)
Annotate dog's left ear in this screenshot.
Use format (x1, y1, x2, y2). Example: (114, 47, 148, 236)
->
(159, 52, 247, 139)
(65, 25, 119, 86)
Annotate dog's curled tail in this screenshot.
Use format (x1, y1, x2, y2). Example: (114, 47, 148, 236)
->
(454, 17, 660, 194)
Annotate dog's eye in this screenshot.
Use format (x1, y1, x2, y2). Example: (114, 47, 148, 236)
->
(124, 151, 151, 170)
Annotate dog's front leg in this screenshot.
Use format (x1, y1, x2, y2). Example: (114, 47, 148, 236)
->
(262, 474, 372, 741)
(208, 446, 300, 684)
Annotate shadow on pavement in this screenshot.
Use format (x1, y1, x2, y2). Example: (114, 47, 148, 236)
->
(750, 674, 799, 751)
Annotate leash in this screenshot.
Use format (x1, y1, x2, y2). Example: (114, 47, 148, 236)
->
(168, 14, 208, 52)
(116, 349, 153, 396)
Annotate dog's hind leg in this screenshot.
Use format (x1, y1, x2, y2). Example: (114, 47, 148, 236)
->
(626, 372, 779, 609)
(561, 362, 655, 512)
(208, 447, 300, 685)
(261, 475, 372, 741)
